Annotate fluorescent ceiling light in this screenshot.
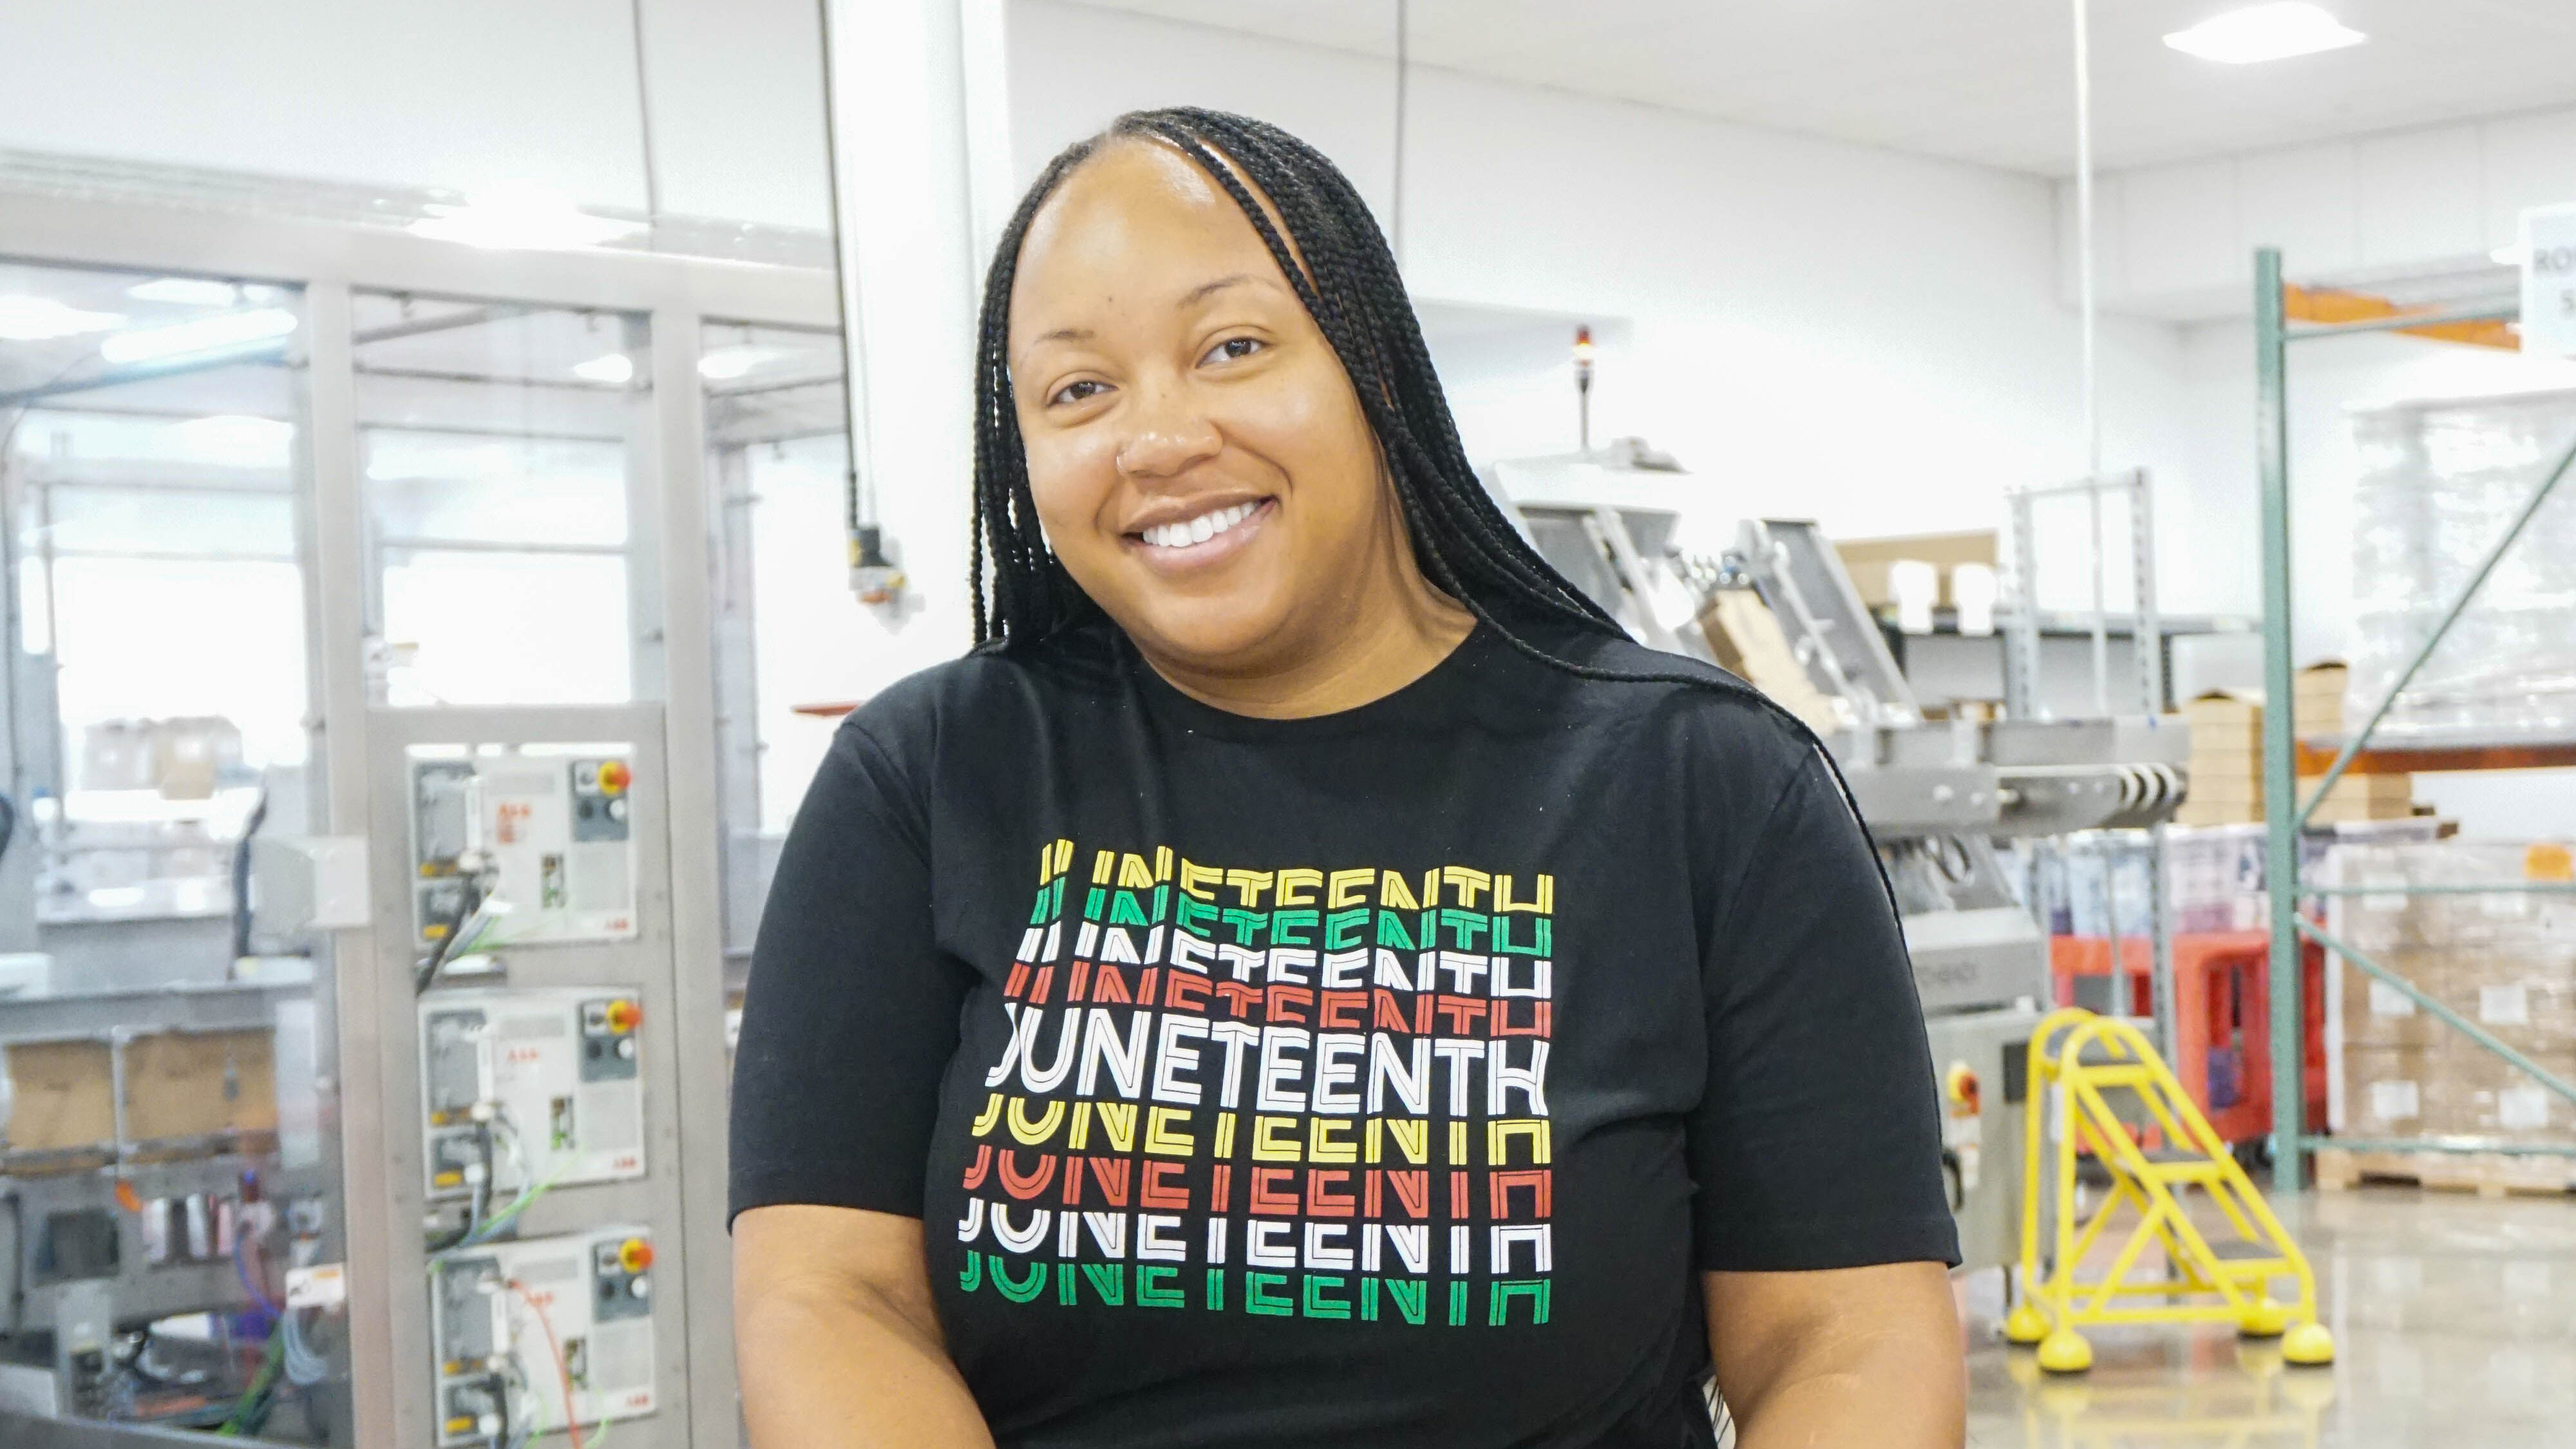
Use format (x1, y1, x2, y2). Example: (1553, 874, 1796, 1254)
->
(0, 294, 125, 341)
(696, 345, 782, 381)
(98, 307, 298, 364)
(2165, 4, 2366, 64)
(128, 277, 242, 307)
(571, 352, 636, 385)
(410, 182, 648, 251)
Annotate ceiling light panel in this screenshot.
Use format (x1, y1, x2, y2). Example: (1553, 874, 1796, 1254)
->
(2164, 4, 2368, 65)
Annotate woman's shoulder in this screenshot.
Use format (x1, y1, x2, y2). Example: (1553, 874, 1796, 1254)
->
(1511, 616, 1817, 765)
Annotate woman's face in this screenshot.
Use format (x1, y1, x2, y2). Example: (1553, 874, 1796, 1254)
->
(1007, 141, 1401, 674)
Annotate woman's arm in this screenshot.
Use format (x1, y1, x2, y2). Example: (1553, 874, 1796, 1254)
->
(735, 1205, 996, 1449)
(1705, 1263, 1964, 1449)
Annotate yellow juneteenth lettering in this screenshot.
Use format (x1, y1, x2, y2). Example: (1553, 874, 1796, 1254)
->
(1145, 1106, 1195, 1156)
(1328, 868, 1374, 909)
(970, 1093, 1004, 1137)
(1155, 846, 1173, 882)
(1055, 838, 1075, 875)
(1119, 853, 1157, 889)
(1385, 1118, 1429, 1165)
(1251, 1115, 1303, 1162)
(1068, 1100, 1094, 1150)
(1092, 849, 1117, 886)
(1274, 867, 1323, 906)
(1180, 858, 1222, 900)
(1039, 844, 1057, 885)
(1448, 1121, 1469, 1164)
(1488, 1119, 1553, 1166)
(1365, 1116, 1383, 1164)
(1442, 866, 1492, 909)
(1493, 873, 1555, 914)
(1379, 870, 1421, 912)
(1309, 1118, 1358, 1164)
(1093, 1102, 1138, 1153)
(1224, 869, 1276, 908)
(1008, 1097, 1066, 1146)
(1214, 1112, 1238, 1159)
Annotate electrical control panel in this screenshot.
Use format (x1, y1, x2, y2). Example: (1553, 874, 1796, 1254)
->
(409, 749, 639, 949)
(430, 1227, 658, 1446)
(419, 988, 647, 1202)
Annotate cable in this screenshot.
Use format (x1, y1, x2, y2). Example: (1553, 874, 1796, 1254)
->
(229, 786, 269, 961)
(507, 1280, 587, 1449)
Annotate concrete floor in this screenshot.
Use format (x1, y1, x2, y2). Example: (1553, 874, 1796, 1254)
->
(1962, 1187, 2576, 1448)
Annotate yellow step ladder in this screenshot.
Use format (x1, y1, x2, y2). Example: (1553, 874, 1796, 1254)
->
(2006, 1008, 2333, 1372)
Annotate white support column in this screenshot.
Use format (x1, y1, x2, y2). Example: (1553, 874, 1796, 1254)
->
(821, 0, 1012, 685)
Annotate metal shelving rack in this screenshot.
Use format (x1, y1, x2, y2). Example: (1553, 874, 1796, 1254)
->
(2255, 246, 2576, 1189)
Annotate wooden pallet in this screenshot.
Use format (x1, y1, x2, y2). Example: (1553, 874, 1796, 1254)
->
(2316, 1146, 2576, 1198)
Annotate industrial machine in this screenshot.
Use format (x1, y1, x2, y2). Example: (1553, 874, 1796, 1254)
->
(1488, 443, 2190, 1273)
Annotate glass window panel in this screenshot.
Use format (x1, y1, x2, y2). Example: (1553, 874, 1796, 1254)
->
(701, 321, 858, 963)
(381, 549, 633, 706)
(43, 484, 296, 558)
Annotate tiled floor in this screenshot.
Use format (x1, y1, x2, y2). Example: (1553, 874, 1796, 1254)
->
(1963, 1187, 2576, 1448)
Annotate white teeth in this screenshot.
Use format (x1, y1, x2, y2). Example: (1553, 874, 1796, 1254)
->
(1142, 502, 1259, 549)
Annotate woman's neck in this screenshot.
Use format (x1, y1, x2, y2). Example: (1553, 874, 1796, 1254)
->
(1138, 564, 1475, 720)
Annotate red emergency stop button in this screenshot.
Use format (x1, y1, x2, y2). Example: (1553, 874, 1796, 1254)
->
(1945, 1063, 1981, 1113)
(605, 999, 642, 1033)
(597, 760, 630, 795)
(619, 1238, 654, 1273)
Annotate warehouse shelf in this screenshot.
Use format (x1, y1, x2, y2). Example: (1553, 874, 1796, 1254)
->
(2255, 246, 2576, 1189)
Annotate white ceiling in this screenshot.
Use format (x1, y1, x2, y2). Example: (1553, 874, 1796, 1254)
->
(1068, 0, 2576, 176)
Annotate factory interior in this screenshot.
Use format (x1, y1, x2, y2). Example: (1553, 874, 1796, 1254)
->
(3, 1, 2576, 1445)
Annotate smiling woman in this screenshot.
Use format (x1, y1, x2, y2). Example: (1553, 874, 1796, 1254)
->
(728, 108, 1966, 1449)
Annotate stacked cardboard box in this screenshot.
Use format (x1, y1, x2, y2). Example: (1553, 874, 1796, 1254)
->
(2177, 665, 2417, 827)
(2329, 841, 2576, 1150)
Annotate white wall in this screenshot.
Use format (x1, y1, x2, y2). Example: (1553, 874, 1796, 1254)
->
(2063, 106, 2576, 320)
(1007, 1, 2180, 558)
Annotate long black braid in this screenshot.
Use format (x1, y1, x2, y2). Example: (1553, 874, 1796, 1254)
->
(966, 108, 1905, 916)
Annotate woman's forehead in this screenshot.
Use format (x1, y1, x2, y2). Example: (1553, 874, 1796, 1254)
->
(1015, 144, 1272, 296)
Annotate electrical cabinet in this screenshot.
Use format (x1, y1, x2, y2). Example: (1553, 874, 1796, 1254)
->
(430, 1227, 658, 1446)
(1924, 1005, 2043, 1275)
(419, 989, 647, 1202)
(410, 752, 639, 950)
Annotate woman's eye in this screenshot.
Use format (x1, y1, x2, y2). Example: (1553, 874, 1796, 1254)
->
(1048, 379, 1108, 406)
(1202, 336, 1265, 365)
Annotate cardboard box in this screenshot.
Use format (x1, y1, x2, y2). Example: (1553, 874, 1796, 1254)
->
(3, 1039, 117, 1155)
(1833, 530, 1997, 609)
(2423, 1045, 2576, 1142)
(2340, 949, 2576, 1055)
(2340, 1044, 2438, 1137)
(122, 1028, 276, 1146)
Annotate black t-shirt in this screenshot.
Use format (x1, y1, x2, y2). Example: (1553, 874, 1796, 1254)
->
(730, 616, 1956, 1448)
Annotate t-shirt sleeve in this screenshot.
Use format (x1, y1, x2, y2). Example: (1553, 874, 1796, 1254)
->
(1687, 745, 1962, 1272)
(728, 720, 970, 1226)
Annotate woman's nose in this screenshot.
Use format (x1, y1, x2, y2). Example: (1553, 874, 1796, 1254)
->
(1115, 385, 1223, 480)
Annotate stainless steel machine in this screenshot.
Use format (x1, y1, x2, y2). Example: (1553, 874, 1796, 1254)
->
(1489, 444, 2189, 1273)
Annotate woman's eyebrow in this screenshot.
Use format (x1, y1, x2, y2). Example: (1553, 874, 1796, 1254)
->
(1179, 274, 1262, 307)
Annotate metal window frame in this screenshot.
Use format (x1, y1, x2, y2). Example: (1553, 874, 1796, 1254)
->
(2255, 247, 2576, 1188)
(4, 182, 837, 1447)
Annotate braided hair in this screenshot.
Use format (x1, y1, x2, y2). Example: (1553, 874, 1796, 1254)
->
(969, 107, 1808, 711)
(969, 107, 1906, 915)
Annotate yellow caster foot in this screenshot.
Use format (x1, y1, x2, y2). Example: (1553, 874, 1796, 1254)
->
(2037, 1329, 2094, 1374)
(2237, 1298, 2291, 1338)
(2281, 1322, 2335, 1366)
(2004, 1303, 2050, 1345)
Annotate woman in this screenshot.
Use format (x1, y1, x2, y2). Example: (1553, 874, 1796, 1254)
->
(730, 108, 1964, 1448)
